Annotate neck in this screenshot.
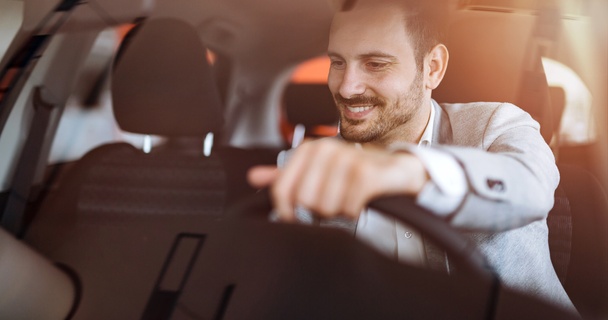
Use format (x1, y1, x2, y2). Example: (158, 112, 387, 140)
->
(366, 98, 432, 148)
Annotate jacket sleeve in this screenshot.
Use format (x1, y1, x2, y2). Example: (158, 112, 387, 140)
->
(404, 103, 559, 232)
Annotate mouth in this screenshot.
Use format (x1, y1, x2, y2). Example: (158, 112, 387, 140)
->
(346, 105, 373, 113)
(343, 104, 376, 119)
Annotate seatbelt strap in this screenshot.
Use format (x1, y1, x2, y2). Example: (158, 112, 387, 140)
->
(0, 1, 81, 236)
(0, 0, 80, 130)
(1, 87, 57, 236)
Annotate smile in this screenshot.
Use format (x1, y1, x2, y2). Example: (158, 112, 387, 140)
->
(342, 104, 377, 120)
(346, 105, 374, 113)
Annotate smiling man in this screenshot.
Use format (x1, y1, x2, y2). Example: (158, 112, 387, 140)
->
(249, 0, 575, 312)
(328, 6, 428, 146)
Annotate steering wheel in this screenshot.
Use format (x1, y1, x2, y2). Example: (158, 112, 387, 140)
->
(226, 188, 496, 281)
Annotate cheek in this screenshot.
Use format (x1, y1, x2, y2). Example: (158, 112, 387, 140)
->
(371, 75, 408, 100)
(327, 70, 341, 94)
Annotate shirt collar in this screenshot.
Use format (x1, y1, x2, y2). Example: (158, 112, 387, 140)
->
(418, 100, 435, 148)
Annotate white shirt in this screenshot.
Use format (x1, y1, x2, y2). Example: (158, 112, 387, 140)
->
(355, 101, 467, 266)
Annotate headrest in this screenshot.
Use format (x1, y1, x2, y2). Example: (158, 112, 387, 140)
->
(433, 10, 554, 143)
(283, 83, 339, 128)
(112, 18, 224, 137)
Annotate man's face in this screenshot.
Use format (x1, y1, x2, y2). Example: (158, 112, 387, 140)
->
(327, 5, 427, 144)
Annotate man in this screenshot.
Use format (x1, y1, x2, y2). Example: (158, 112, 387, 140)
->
(249, 0, 575, 311)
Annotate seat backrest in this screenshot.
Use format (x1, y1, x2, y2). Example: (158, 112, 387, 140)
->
(433, 9, 554, 143)
(34, 17, 278, 220)
(281, 83, 339, 146)
(50, 17, 228, 219)
(556, 164, 608, 319)
(23, 17, 279, 318)
(283, 83, 338, 130)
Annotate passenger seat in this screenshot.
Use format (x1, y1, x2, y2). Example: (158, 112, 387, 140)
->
(31, 17, 278, 224)
(22, 17, 279, 319)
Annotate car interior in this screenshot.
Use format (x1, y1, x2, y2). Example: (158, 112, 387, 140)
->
(0, 0, 606, 319)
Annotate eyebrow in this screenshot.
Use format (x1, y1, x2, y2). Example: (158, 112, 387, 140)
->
(327, 51, 398, 62)
(327, 51, 344, 59)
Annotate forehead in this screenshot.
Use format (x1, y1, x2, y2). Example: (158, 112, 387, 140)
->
(328, 4, 414, 57)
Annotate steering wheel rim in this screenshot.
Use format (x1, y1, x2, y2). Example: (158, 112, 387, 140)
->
(226, 188, 496, 281)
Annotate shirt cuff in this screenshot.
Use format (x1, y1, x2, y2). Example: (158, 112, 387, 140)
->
(389, 143, 468, 217)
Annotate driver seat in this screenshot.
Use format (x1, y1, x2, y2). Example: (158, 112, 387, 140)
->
(555, 164, 608, 319)
(433, 8, 608, 319)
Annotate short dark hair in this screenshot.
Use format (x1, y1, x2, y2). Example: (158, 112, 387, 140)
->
(403, 1, 449, 69)
(339, 0, 449, 70)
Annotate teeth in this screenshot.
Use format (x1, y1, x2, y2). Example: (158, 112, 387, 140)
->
(347, 105, 373, 113)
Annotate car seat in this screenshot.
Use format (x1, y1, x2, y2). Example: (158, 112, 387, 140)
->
(433, 8, 554, 144)
(28, 17, 278, 226)
(22, 18, 279, 318)
(433, 8, 608, 319)
(556, 164, 608, 319)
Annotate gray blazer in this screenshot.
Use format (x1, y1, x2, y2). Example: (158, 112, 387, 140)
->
(426, 100, 574, 311)
(279, 100, 575, 312)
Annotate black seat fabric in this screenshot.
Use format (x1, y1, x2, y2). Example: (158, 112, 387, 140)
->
(39, 143, 226, 221)
(41, 17, 231, 221)
(283, 83, 339, 129)
(111, 18, 224, 137)
(28, 17, 278, 223)
(22, 18, 279, 318)
(546, 186, 572, 285)
(556, 165, 608, 319)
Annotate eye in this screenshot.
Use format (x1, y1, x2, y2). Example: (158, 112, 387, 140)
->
(330, 59, 345, 69)
(366, 61, 389, 70)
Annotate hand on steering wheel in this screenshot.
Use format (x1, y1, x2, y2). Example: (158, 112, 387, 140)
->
(248, 139, 428, 222)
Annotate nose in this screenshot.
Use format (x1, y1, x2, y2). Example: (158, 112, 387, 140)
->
(334, 67, 366, 99)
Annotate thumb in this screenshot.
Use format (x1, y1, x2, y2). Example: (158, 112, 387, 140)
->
(247, 165, 279, 189)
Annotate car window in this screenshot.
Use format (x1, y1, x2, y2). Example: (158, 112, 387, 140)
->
(0, 0, 23, 65)
(48, 26, 165, 164)
(543, 57, 595, 145)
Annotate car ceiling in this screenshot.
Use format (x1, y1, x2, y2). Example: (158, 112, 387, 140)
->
(145, 0, 335, 68)
(10, 0, 334, 70)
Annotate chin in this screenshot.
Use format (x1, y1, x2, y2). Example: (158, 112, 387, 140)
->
(340, 128, 378, 144)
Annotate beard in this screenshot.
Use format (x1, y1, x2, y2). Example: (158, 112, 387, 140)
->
(334, 72, 425, 144)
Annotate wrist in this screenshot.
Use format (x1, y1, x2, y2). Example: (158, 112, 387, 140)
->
(391, 153, 429, 195)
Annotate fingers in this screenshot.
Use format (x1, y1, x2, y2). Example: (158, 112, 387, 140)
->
(316, 151, 353, 217)
(342, 163, 374, 218)
(296, 141, 347, 217)
(273, 139, 364, 221)
(267, 139, 428, 222)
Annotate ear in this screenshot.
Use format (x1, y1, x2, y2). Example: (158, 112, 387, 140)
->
(424, 44, 449, 90)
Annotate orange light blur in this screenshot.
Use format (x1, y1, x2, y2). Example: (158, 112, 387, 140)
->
(281, 56, 338, 143)
(116, 24, 135, 41)
(290, 56, 330, 84)
(206, 50, 216, 65)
